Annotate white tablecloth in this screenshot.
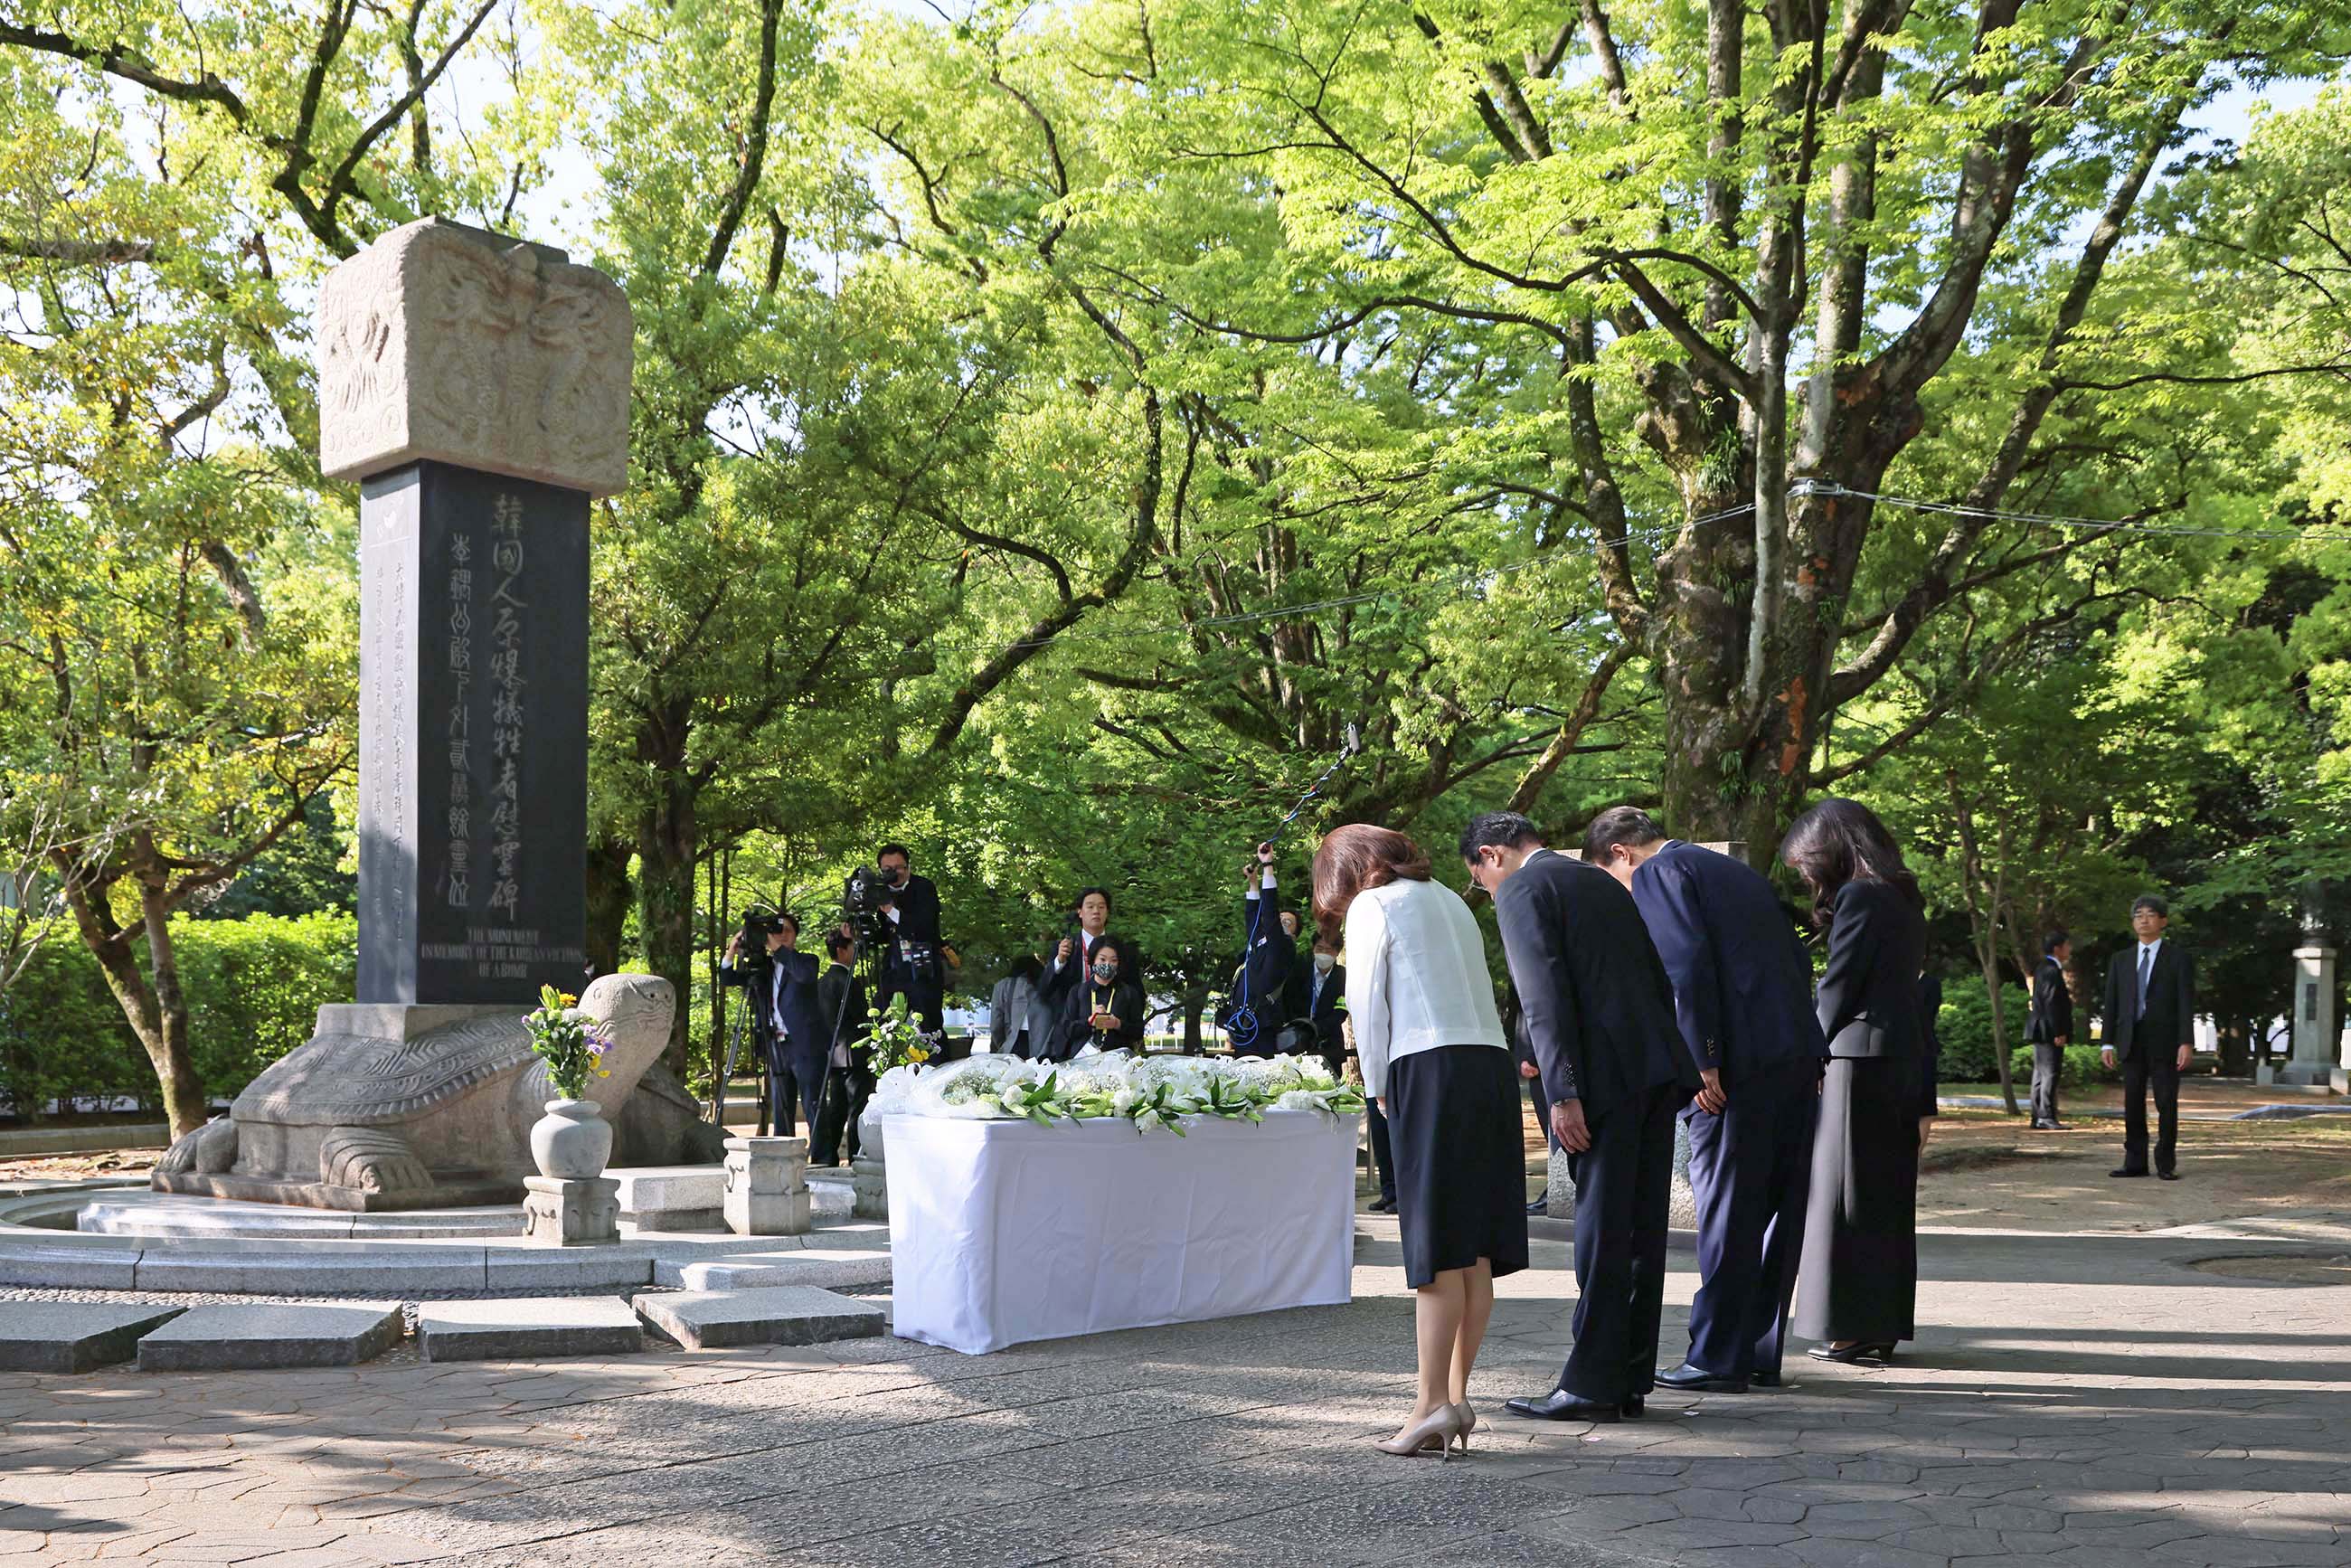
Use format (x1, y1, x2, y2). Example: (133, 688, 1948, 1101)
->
(883, 1110, 1358, 1355)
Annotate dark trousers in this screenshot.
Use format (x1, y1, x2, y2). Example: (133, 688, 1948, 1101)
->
(2030, 1044, 2063, 1126)
(1559, 1081, 1679, 1405)
(761, 1032, 822, 1137)
(811, 1061, 876, 1167)
(1683, 1063, 1816, 1381)
(880, 968, 944, 1035)
(1365, 1094, 1397, 1204)
(2121, 1048, 2180, 1175)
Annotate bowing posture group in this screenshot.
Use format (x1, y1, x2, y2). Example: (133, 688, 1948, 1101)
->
(1317, 797, 1931, 1459)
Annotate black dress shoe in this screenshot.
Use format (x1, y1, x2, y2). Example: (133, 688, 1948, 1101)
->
(1655, 1362, 1749, 1393)
(1525, 1198, 1548, 1215)
(1751, 1370, 1781, 1389)
(2109, 1167, 2148, 1178)
(1368, 1196, 1397, 1213)
(1806, 1341, 1894, 1364)
(2157, 1170, 2179, 1181)
(1504, 1389, 1622, 1422)
(1619, 1395, 1645, 1418)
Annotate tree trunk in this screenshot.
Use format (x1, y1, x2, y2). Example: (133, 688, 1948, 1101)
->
(637, 779, 699, 1074)
(583, 833, 634, 979)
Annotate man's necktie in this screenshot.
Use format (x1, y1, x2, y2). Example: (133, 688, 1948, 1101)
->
(2136, 947, 2152, 1020)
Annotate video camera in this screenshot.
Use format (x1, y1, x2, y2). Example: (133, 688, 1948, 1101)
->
(841, 865, 898, 949)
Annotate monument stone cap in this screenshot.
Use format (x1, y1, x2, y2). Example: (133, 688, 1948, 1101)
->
(316, 216, 633, 496)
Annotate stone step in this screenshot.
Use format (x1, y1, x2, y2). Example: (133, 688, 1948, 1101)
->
(415, 1295, 644, 1362)
(0, 1302, 185, 1373)
(135, 1302, 405, 1372)
(659, 1248, 894, 1292)
(608, 1163, 728, 1234)
(632, 1286, 885, 1350)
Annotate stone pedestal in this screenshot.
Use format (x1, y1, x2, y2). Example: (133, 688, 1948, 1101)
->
(847, 1109, 889, 1222)
(1543, 1116, 1697, 1231)
(724, 1137, 811, 1236)
(2278, 947, 2339, 1089)
(523, 1175, 619, 1245)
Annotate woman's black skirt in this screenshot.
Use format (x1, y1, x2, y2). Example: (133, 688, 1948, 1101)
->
(1793, 1054, 1921, 1343)
(1384, 1044, 1531, 1289)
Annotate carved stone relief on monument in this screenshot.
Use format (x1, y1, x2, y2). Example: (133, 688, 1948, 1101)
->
(317, 218, 633, 497)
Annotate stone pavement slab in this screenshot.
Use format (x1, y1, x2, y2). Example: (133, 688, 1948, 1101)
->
(0, 1300, 183, 1373)
(135, 1302, 403, 1371)
(631, 1286, 884, 1349)
(414, 1296, 642, 1362)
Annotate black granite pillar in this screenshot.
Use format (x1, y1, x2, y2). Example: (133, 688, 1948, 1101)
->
(356, 460, 590, 1004)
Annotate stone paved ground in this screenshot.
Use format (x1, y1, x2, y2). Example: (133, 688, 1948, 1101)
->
(5, 1212, 2348, 1568)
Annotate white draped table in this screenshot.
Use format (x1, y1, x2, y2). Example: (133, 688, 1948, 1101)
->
(883, 1110, 1358, 1355)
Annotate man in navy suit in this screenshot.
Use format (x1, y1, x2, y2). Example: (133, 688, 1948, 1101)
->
(720, 912, 827, 1136)
(1585, 808, 1827, 1393)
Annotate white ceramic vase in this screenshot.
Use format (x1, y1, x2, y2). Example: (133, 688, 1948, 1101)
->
(530, 1098, 613, 1179)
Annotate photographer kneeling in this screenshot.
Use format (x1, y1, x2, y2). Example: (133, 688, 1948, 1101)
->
(720, 910, 826, 1137)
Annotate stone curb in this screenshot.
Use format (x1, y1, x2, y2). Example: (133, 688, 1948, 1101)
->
(0, 1301, 184, 1373)
(416, 1296, 644, 1361)
(136, 1301, 404, 1371)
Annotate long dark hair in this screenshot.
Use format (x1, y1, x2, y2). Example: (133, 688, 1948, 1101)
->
(1780, 797, 1921, 926)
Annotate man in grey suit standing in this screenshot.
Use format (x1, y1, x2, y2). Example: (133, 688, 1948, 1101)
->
(2101, 896, 2195, 1181)
(2025, 931, 2073, 1129)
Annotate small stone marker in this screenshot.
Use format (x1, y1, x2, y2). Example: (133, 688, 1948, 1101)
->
(135, 1302, 404, 1372)
(632, 1287, 884, 1350)
(666, 1249, 893, 1293)
(0, 1302, 184, 1374)
(524, 1174, 619, 1245)
(610, 1164, 726, 1233)
(723, 1136, 811, 1236)
(415, 1295, 643, 1361)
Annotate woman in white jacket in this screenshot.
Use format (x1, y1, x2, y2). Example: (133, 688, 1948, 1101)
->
(1313, 823, 1525, 1459)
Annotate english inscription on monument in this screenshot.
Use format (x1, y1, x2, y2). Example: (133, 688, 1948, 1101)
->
(359, 461, 590, 1003)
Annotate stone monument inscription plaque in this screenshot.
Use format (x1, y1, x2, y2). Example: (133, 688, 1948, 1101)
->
(358, 461, 590, 1004)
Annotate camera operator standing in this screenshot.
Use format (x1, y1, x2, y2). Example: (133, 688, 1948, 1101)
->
(872, 843, 949, 1035)
(720, 911, 826, 1137)
(810, 929, 874, 1167)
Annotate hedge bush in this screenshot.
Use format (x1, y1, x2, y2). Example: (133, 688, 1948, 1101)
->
(0, 912, 355, 1120)
(2010, 1043, 2120, 1091)
(1933, 979, 2032, 1084)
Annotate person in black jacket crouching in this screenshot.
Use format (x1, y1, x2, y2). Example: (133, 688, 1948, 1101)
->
(1048, 937, 1146, 1061)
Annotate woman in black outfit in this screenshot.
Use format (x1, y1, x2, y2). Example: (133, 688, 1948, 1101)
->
(1047, 937, 1147, 1061)
(1782, 798, 1929, 1363)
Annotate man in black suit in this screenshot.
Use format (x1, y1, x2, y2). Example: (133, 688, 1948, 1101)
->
(2026, 930, 2074, 1129)
(2101, 896, 2195, 1180)
(873, 844, 946, 1034)
(1039, 888, 1118, 1018)
(719, 911, 826, 1136)
(810, 930, 873, 1167)
(1288, 937, 1347, 1073)
(1585, 808, 1827, 1394)
(1465, 810, 1700, 1424)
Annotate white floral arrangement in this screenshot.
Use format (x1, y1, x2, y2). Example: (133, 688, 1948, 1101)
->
(868, 1050, 1364, 1136)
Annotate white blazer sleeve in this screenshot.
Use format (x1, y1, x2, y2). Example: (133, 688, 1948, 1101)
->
(1344, 893, 1394, 1100)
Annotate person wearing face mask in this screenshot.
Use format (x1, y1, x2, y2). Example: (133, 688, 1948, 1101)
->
(1292, 938, 1348, 1076)
(719, 911, 826, 1137)
(1047, 937, 1146, 1060)
(1039, 887, 1118, 1016)
(872, 843, 947, 1034)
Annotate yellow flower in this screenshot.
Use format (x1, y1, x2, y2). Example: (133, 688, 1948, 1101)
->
(558, 991, 579, 1006)
(909, 1047, 930, 1063)
(597, 1069, 611, 1078)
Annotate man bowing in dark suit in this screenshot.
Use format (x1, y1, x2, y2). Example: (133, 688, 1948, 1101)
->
(1465, 811, 1700, 1423)
(1584, 808, 1827, 1393)
(2101, 896, 2195, 1181)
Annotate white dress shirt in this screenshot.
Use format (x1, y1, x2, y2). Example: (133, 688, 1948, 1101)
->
(1343, 877, 1506, 1100)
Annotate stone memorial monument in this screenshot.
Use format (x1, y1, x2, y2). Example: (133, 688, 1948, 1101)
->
(2279, 911, 2340, 1091)
(154, 219, 724, 1211)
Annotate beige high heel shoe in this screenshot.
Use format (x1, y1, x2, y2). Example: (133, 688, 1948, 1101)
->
(1449, 1401, 1478, 1454)
(1373, 1405, 1463, 1459)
